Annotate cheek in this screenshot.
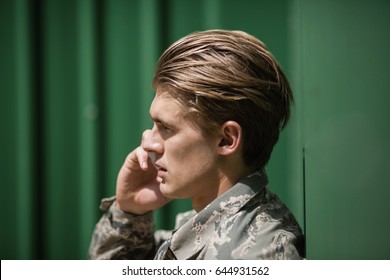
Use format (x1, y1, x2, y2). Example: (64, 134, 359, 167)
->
(161, 139, 219, 198)
(170, 142, 217, 175)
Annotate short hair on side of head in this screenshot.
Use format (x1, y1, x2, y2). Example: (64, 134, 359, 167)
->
(152, 29, 293, 170)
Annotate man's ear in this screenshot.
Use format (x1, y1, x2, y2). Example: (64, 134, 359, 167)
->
(217, 121, 242, 156)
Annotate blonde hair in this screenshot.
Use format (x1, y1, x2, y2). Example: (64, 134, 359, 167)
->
(153, 30, 293, 170)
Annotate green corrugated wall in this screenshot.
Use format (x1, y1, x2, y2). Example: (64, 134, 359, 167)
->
(1, 0, 389, 259)
(299, 0, 390, 259)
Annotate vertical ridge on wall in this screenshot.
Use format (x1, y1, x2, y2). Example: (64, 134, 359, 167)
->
(103, 0, 141, 197)
(95, 0, 108, 204)
(42, 0, 82, 258)
(202, 0, 221, 29)
(286, 0, 306, 236)
(139, 0, 159, 129)
(15, 0, 36, 259)
(0, 0, 19, 259)
(77, 0, 100, 258)
(31, 0, 46, 260)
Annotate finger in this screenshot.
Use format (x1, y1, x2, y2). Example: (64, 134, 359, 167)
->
(134, 147, 149, 170)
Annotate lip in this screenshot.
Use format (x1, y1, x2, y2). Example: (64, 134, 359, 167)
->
(157, 167, 167, 178)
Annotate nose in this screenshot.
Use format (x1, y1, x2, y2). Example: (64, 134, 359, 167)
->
(141, 128, 163, 155)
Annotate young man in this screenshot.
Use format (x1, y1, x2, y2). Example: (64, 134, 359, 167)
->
(89, 30, 304, 260)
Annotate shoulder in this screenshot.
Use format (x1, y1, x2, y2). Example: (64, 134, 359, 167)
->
(232, 189, 304, 259)
(219, 188, 304, 259)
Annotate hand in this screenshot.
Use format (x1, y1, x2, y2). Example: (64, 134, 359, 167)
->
(115, 146, 170, 215)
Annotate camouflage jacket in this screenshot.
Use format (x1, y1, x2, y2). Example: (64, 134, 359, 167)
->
(88, 171, 304, 259)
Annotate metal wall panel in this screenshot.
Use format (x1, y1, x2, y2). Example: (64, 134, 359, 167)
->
(0, 0, 37, 259)
(299, 0, 390, 259)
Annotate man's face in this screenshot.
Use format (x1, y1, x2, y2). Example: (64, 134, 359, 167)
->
(142, 89, 222, 207)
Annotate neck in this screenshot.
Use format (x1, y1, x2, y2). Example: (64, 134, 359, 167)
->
(191, 161, 253, 212)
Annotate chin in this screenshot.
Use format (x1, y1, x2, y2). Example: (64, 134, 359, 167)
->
(159, 183, 182, 199)
(159, 183, 173, 198)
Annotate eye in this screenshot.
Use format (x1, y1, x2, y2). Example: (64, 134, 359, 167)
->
(156, 122, 172, 133)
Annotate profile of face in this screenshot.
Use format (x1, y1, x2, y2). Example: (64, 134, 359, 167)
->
(142, 88, 223, 207)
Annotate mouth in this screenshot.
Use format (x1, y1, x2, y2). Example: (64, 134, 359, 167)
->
(157, 167, 167, 176)
(146, 152, 167, 180)
(156, 165, 167, 185)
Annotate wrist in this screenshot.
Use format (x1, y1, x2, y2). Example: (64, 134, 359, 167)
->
(115, 200, 152, 215)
